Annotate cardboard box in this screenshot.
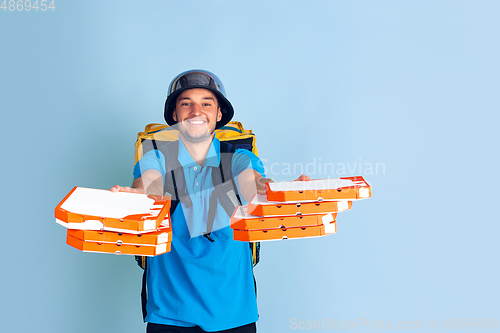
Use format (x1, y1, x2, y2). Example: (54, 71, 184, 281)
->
(246, 194, 351, 216)
(67, 226, 171, 246)
(266, 176, 371, 202)
(233, 214, 337, 242)
(55, 187, 171, 233)
(231, 206, 337, 230)
(66, 234, 171, 256)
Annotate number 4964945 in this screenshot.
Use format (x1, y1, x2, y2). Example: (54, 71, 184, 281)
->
(1, 1, 56, 11)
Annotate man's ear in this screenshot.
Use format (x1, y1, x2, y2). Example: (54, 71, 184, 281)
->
(217, 107, 222, 122)
(172, 110, 177, 122)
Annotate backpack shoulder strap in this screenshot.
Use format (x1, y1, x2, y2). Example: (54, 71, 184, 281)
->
(134, 140, 192, 268)
(148, 140, 192, 214)
(218, 142, 243, 211)
(204, 142, 243, 241)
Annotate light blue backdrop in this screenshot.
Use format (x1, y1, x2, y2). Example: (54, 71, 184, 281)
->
(1, 1, 498, 332)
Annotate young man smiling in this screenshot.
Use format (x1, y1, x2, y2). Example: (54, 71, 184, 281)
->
(112, 70, 309, 333)
(173, 88, 221, 144)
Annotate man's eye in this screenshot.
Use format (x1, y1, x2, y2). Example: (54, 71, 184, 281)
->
(203, 103, 211, 107)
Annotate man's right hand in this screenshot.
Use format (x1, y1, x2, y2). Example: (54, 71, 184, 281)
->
(110, 169, 164, 195)
(110, 185, 145, 194)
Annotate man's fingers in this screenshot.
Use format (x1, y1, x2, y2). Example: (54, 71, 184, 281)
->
(256, 177, 274, 194)
(110, 185, 122, 192)
(257, 177, 274, 187)
(295, 174, 311, 181)
(257, 177, 269, 185)
(110, 185, 138, 193)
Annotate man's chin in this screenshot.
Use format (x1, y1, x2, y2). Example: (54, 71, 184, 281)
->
(179, 129, 213, 144)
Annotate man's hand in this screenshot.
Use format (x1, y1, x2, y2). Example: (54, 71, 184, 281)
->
(238, 171, 311, 202)
(110, 169, 163, 195)
(110, 184, 145, 194)
(256, 176, 274, 195)
(237, 170, 268, 202)
(294, 174, 311, 182)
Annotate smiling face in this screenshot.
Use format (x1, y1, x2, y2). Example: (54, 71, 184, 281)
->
(172, 88, 222, 143)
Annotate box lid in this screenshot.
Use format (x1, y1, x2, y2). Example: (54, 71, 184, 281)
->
(266, 176, 371, 202)
(55, 187, 171, 232)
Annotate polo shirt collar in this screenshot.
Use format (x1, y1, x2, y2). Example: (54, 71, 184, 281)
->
(177, 137, 221, 168)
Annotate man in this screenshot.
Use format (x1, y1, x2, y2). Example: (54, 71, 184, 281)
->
(112, 70, 309, 332)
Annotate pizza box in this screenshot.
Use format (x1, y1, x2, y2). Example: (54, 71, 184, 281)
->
(246, 194, 352, 216)
(232, 214, 337, 242)
(55, 187, 171, 233)
(230, 206, 337, 230)
(266, 176, 371, 202)
(67, 226, 171, 246)
(66, 234, 171, 256)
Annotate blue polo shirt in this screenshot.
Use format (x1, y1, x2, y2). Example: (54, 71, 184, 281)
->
(133, 138, 264, 331)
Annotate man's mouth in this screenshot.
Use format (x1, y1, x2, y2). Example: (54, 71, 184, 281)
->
(185, 118, 207, 126)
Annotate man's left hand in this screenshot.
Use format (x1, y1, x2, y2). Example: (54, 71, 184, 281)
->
(294, 174, 311, 182)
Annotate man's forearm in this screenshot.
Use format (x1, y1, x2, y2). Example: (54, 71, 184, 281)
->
(238, 169, 274, 202)
(137, 169, 164, 195)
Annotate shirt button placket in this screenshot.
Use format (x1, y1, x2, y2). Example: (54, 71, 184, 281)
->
(193, 166, 201, 197)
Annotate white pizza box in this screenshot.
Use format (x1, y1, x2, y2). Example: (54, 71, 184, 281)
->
(233, 214, 337, 242)
(55, 187, 171, 233)
(246, 194, 352, 216)
(266, 176, 371, 202)
(231, 205, 337, 230)
(66, 234, 171, 256)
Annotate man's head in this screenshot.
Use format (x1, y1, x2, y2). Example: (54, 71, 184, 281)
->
(164, 70, 234, 130)
(172, 88, 222, 143)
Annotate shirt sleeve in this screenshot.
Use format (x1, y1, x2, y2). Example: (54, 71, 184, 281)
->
(133, 149, 166, 180)
(231, 149, 266, 178)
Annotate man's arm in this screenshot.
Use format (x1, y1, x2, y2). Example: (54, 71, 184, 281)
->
(110, 169, 164, 195)
(237, 169, 310, 202)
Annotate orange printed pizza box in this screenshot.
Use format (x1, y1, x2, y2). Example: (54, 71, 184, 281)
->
(233, 214, 337, 242)
(67, 225, 171, 246)
(230, 206, 337, 230)
(66, 234, 171, 256)
(266, 176, 371, 202)
(55, 187, 171, 233)
(246, 194, 352, 216)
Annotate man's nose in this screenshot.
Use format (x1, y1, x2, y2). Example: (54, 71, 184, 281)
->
(191, 103, 203, 115)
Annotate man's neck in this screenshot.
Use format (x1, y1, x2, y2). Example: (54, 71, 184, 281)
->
(179, 134, 214, 167)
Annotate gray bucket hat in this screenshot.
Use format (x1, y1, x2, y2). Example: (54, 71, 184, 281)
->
(164, 70, 234, 129)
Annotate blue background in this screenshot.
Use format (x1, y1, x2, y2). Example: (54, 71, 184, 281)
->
(1, 1, 499, 332)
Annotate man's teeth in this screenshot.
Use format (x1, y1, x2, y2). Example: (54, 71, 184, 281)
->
(187, 119, 206, 124)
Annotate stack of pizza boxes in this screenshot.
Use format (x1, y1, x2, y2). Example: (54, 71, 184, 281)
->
(55, 187, 172, 256)
(231, 176, 371, 242)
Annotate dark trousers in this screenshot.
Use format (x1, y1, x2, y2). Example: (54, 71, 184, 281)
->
(147, 322, 256, 333)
